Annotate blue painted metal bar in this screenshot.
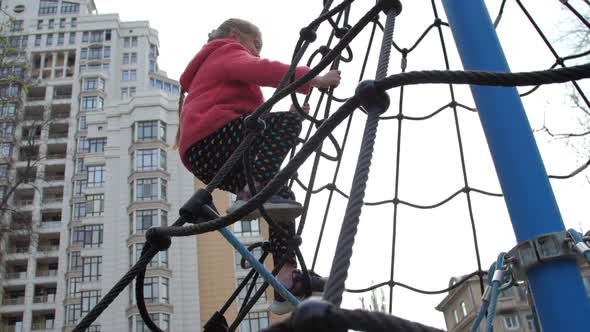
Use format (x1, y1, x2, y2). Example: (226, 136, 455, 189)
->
(441, 0, 590, 330)
(218, 227, 300, 307)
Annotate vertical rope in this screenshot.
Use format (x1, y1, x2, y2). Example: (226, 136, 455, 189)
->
(323, 6, 398, 306)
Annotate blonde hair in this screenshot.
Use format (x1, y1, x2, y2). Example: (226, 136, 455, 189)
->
(207, 18, 260, 42)
(174, 18, 260, 150)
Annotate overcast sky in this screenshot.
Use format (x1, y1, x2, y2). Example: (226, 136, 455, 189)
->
(96, 0, 590, 329)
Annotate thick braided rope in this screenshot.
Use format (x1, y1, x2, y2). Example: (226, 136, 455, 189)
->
(322, 109, 382, 305)
(323, 4, 398, 306)
(377, 63, 590, 89)
(261, 306, 445, 332)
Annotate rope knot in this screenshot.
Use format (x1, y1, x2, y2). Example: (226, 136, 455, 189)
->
(355, 80, 390, 114)
(292, 299, 343, 332)
(378, 0, 403, 15)
(145, 227, 172, 252)
(334, 26, 350, 39)
(300, 27, 317, 42)
(433, 18, 443, 27)
(179, 188, 213, 221)
(244, 115, 266, 133)
(318, 46, 331, 57)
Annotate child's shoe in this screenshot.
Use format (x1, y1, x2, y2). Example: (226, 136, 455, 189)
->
(227, 191, 303, 223)
(269, 270, 327, 315)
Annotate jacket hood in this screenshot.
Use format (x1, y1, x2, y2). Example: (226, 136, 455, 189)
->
(179, 38, 238, 91)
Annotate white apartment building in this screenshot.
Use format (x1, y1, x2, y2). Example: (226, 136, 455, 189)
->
(0, 1, 199, 331)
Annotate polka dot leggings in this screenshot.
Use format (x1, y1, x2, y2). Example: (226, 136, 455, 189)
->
(186, 112, 302, 265)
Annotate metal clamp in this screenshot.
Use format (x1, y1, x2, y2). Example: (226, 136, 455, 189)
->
(507, 231, 577, 282)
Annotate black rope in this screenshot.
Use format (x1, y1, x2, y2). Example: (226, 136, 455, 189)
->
(260, 300, 445, 332)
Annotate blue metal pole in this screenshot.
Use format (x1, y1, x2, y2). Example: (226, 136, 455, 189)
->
(218, 228, 300, 306)
(441, 1, 590, 330)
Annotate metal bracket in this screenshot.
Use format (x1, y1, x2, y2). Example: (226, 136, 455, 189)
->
(507, 231, 577, 282)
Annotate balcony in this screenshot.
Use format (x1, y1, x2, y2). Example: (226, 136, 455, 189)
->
(27, 86, 46, 102)
(44, 164, 65, 182)
(14, 188, 35, 207)
(16, 166, 37, 184)
(35, 269, 58, 277)
(10, 211, 33, 230)
(50, 104, 70, 120)
(2, 286, 25, 305)
(40, 209, 62, 229)
(33, 285, 57, 304)
(42, 186, 64, 204)
(4, 271, 27, 280)
(18, 145, 40, 161)
(46, 144, 67, 160)
(48, 123, 68, 140)
(23, 105, 45, 121)
(0, 314, 23, 332)
(53, 85, 72, 100)
(2, 297, 25, 305)
(38, 233, 60, 253)
(31, 310, 55, 331)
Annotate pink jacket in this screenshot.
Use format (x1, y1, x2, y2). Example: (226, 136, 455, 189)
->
(178, 38, 312, 170)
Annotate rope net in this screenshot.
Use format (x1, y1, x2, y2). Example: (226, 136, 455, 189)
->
(74, 0, 590, 331)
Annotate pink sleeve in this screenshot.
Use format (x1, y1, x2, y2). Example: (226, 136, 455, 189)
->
(179, 52, 201, 91)
(223, 45, 313, 94)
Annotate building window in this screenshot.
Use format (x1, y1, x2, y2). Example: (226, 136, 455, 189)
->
(82, 256, 102, 281)
(69, 32, 76, 44)
(48, 19, 55, 29)
(130, 52, 137, 64)
(83, 78, 105, 91)
(81, 96, 104, 112)
(503, 314, 520, 330)
(68, 303, 82, 324)
(38, 20, 43, 30)
(39, 0, 59, 15)
(134, 149, 166, 171)
(132, 313, 169, 332)
(68, 276, 82, 296)
(234, 219, 260, 237)
(0, 143, 12, 158)
(122, 53, 129, 64)
(135, 120, 166, 142)
(79, 137, 107, 153)
(72, 225, 103, 248)
(61, 1, 80, 14)
(0, 103, 16, 118)
(70, 251, 83, 271)
(71, 17, 77, 27)
(452, 310, 459, 324)
(46, 33, 53, 46)
(460, 301, 467, 316)
(133, 178, 167, 201)
(35, 34, 42, 46)
(86, 165, 106, 187)
(237, 276, 267, 304)
(76, 158, 85, 173)
(73, 202, 86, 219)
(10, 20, 24, 32)
(135, 209, 157, 234)
(57, 33, 64, 45)
(240, 312, 269, 332)
(85, 194, 105, 216)
(0, 164, 8, 179)
(131, 36, 138, 47)
(81, 290, 101, 316)
(60, 18, 66, 28)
